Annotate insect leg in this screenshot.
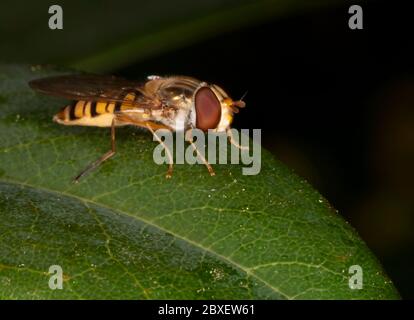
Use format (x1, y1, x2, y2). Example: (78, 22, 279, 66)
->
(185, 130, 215, 176)
(145, 123, 174, 178)
(227, 128, 249, 150)
(73, 119, 116, 183)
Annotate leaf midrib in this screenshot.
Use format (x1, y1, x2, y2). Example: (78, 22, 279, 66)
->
(0, 177, 292, 299)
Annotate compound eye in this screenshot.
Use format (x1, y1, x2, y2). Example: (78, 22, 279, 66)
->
(195, 87, 221, 131)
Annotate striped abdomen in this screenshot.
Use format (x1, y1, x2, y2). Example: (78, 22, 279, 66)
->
(53, 93, 139, 127)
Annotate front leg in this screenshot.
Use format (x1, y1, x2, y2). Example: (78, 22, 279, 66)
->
(185, 129, 215, 176)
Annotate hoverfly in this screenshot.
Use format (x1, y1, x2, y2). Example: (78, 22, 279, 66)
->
(29, 74, 246, 182)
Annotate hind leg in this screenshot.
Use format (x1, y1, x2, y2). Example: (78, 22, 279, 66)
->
(73, 119, 116, 183)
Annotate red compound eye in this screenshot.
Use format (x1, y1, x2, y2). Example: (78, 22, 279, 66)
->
(195, 87, 221, 131)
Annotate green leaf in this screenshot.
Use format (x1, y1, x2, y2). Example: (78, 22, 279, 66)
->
(0, 65, 399, 299)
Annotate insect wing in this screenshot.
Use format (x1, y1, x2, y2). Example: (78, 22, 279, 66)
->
(29, 74, 150, 106)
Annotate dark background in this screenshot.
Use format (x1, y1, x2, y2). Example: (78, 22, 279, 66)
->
(1, 0, 413, 298)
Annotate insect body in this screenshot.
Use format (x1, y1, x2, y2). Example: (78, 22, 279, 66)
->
(29, 74, 246, 181)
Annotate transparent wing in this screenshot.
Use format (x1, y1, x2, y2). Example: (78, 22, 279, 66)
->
(29, 74, 156, 107)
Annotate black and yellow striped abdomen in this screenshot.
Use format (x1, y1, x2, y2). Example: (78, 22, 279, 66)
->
(53, 93, 138, 127)
(57, 100, 119, 121)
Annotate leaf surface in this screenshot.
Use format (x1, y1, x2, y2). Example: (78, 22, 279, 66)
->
(0, 65, 399, 299)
